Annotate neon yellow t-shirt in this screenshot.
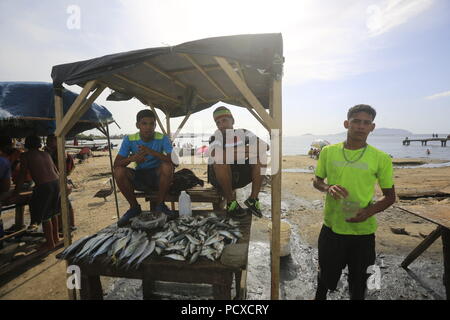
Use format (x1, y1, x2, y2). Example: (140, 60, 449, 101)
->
(315, 142, 394, 235)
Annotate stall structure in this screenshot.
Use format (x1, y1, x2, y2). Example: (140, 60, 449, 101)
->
(51, 33, 284, 299)
(0, 82, 116, 277)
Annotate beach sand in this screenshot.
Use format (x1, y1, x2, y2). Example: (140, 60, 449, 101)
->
(0, 151, 449, 299)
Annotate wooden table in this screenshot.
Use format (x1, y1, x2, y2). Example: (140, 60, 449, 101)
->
(0, 191, 32, 241)
(396, 204, 450, 299)
(64, 211, 252, 300)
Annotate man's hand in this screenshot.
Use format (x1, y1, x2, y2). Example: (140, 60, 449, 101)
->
(130, 151, 147, 163)
(327, 185, 349, 200)
(138, 144, 156, 157)
(346, 208, 374, 223)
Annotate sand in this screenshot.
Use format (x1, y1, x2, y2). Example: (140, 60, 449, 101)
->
(0, 151, 449, 300)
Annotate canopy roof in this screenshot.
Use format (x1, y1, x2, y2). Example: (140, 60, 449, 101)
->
(51, 33, 283, 117)
(0, 82, 114, 138)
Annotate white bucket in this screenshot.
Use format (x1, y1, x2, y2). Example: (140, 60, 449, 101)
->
(268, 221, 291, 257)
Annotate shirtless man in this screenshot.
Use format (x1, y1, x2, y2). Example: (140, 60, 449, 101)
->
(13, 136, 61, 250)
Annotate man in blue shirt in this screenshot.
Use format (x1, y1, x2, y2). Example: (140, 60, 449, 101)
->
(114, 109, 174, 227)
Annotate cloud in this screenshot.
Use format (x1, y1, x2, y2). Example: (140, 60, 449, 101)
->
(425, 90, 450, 100)
(366, 0, 434, 37)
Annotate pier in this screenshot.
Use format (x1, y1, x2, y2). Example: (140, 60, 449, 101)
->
(403, 137, 449, 147)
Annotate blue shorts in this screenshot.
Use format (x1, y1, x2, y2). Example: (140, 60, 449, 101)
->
(131, 168, 160, 191)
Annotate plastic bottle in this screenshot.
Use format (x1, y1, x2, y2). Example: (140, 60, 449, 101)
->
(179, 191, 192, 217)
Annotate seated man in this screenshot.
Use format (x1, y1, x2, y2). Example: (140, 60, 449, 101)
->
(208, 106, 268, 218)
(114, 109, 174, 227)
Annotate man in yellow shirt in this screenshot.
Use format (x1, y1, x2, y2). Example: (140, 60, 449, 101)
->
(313, 104, 396, 300)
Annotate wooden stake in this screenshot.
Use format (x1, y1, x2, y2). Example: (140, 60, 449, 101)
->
(54, 87, 76, 300)
(172, 112, 192, 141)
(148, 105, 167, 136)
(105, 123, 120, 220)
(270, 77, 282, 300)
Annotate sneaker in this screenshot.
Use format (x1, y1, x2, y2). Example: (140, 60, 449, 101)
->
(117, 205, 142, 227)
(244, 198, 262, 218)
(155, 203, 178, 220)
(226, 200, 247, 218)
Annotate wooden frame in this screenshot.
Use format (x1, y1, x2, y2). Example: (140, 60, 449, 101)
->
(55, 52, 283, 300)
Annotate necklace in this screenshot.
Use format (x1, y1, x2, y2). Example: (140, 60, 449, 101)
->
(342, 142, 367, 163)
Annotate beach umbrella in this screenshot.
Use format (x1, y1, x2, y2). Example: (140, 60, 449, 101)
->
(196, 145, 209, 155)
(311, 139, 330, 148)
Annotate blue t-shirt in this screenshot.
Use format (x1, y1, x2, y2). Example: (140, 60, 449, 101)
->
(0, 157, 11, 180)
(118, 132, 173, 170)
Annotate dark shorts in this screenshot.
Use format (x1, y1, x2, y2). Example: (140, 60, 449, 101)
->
(208, 163, 252, 190)
(30, 180, 60, 224)
(318, 225, 376, 292)
(131, 167, 160, 191)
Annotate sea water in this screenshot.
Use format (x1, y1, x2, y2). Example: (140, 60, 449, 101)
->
(95, 133, 450, 161)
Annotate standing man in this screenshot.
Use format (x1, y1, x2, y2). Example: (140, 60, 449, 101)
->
(313, 104, 396, 300)
(13, 136, 61, 250)
(114, 109, 174, 227)
(208, 106, 268, 218)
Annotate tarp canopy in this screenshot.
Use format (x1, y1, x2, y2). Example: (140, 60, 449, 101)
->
(0, 82, 114, 138)
(51, 33, 283, 117)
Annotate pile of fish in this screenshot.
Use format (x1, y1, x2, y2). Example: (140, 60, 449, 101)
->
(58, 213, 242, 268)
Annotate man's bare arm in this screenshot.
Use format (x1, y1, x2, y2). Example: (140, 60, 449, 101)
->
(13, 153, 27, 194)
(313, 176, 349, 199)
(113, 153, 146, 168)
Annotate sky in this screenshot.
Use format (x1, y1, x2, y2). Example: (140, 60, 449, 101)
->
(1, 0, 449, 137)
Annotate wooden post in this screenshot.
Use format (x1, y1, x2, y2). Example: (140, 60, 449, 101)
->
(165, 111, 171, 139)
(401, 225, 443, 269)
(148, 105, 167, 136)
(54, 86, 76, 300)
(105, 123, 120, 220)
(172, 112, 192, 141)
(270, 77, 282, 300)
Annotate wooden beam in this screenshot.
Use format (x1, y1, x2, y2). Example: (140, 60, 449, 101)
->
(270, 77, 282, 300)
(245, 104, 270, 132)
(104, 123, 120, 220)
(114, 74, 180, 104)
(179, 53, 230, 99)
(172, 112, 192, 141)
(143, 61, 207, 102)
(214, 57, 276, 129)
(170, 63, 239, 75)
(165, 111, 171, 136)
(55, 87, 76, 300)
(55, 80, 98, 136)
(401, 226, 443, 269)
(148, 105, 167, 136)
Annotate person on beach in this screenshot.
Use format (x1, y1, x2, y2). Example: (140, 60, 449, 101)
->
(208, 106, 268, 218)
(313, 104, 396, 300)
(114, 109, 174, 227)
(12, 136, 61, 251)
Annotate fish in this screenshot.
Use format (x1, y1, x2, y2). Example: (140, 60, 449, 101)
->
(186, 234, 200, 245)
(78, 233, 114, 262)
(188, 250, 200, 264)
(59, 234, 97, 259)
(74, 233, 110, 261)
(217, 230, 236, 240)
(118, 232, 146, 261)
(89, 235, 119, 264)
(164, 253, 185, 261)
(125, 239, 149, 269)
(134, 240, 156, 269)
(155, 246, 162, 255)
(108, 233, 131, 258)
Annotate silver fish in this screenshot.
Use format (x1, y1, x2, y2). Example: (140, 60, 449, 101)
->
(135, 240, 156, 269)
(59, 234, 96, 259)
(155, 246, 162, 255)
(89, 235, 118, 263)
(186, 234, 200, 245)
(189, 250, 200, 264)
(217, 230, 236, 240)
(164, 253, 185, 261)
(126, 239, 149, 268)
